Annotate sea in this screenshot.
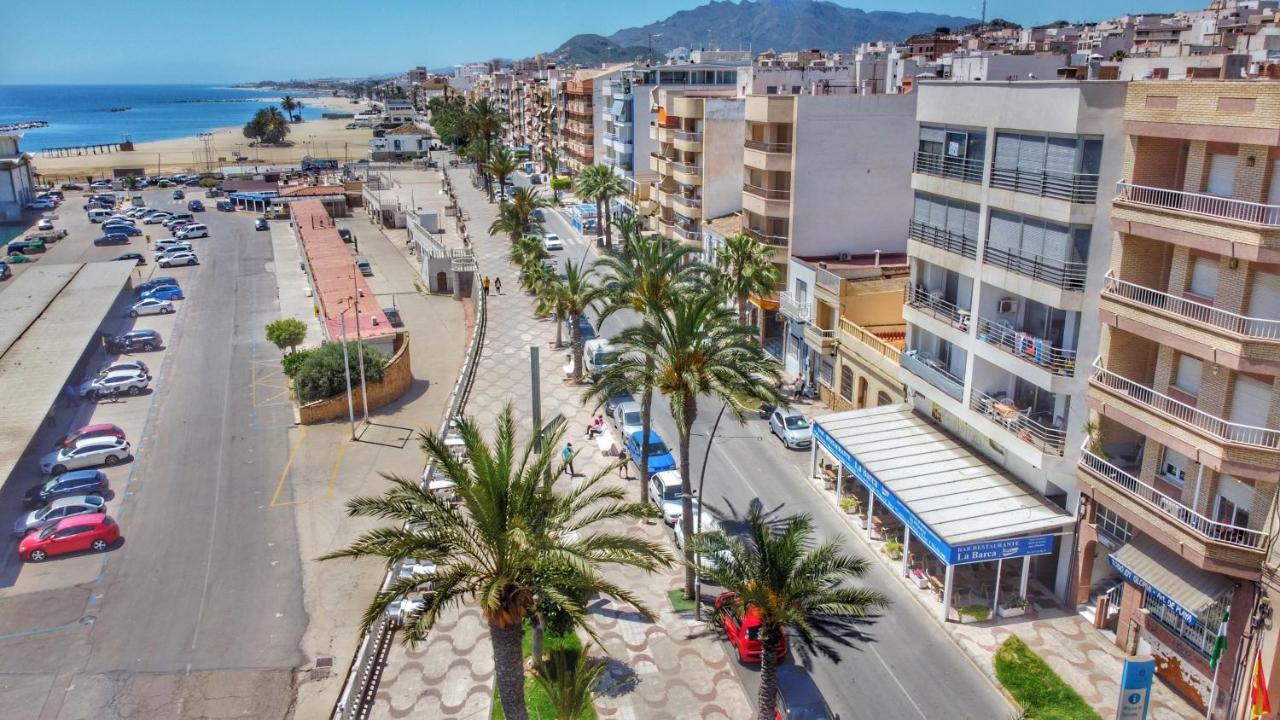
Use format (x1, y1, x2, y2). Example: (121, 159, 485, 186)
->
(0, 85, 327, 152)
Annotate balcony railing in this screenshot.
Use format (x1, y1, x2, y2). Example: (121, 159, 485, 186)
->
(672, 161, 701, 176)
(778, 293, 809, 321)
(674, 225, 701, 242)
(970, 387, 1067, 456)
(975, 316, 1078, 377)
(982, 245, 1087, 292)
(990, 166, 1099, 203)
(815, 267, 842, 293)
(745, 139, 792, 154)
(1079, 448, 1267, 550)
(674, 130, 703, 142)
(902, 350, 965, 401)
(743, 183, 791, 200)
(840, 318, 903, 363)
(1089, 360, 1280, 449)
(904, 285, 971, 331)
(912, 151, 983, 184)
(908, 219, 977, 260)
(742, 227, 789, 247)
(674, 195, 702, 209)
(807, 326, 837, 343)
(1116, 182, 1280, 227)
(1103, 271, 1280, 340)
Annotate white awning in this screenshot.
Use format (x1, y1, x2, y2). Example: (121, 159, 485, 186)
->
(1109, 535, 1233, 626)
(813, 406, 1074, 553)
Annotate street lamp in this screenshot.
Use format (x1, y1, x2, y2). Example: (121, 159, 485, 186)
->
(692, 402, 728, 620)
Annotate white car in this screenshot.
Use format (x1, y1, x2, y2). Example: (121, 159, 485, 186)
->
(37, 218, 54, 231)
(143, 213, 171, 224)
(79, 370, 149, 399)
(154, 240, 192, 255)
(768, 408, 813, 449)
(673, 513, 731, 571)
(542, 233, 563, 251)
(176, 224, 208, 239)
(128, 297, 174, 317)
(158, 251, 198, 268)
(612, 400, 643, 440)
(126, 208, 149, 218)
(26, 199, 56, 210)
(97, 359, 150, 378)
(106, 215, 135, 225)
(40, 437, 131, 474)
(648, 470, 694, 526)
(13, 495, 106, 537)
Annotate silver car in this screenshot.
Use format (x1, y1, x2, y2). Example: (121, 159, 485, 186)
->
(40, 437, 131, 474)
(79, 370, 149, 399)
(612, 400, 643, 439)
(13, 495, 106, 536)
(158, 251, 198, 268)
(769, 408, 813, 449)
(128, 297, 174, 317)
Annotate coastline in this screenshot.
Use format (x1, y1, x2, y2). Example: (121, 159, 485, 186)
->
(32, 94, 376, 180)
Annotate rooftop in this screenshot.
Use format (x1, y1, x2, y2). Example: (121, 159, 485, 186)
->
(290, 200, 394, 341)
(279, 185, 347, 198)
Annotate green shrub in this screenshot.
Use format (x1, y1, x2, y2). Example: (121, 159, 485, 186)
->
(959, 604, 990, 621)
(294, 341, 387, 403)
(994, 636, 1101, 720)
(549, 177, 572, 192)
(281, 348, 314, 377)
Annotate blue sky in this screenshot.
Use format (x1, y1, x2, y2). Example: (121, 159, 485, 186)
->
(2, 0, 1178, 83)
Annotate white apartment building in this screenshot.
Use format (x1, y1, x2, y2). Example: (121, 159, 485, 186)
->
(899, 79, 1128, 600)
(0, 134, 35, 222)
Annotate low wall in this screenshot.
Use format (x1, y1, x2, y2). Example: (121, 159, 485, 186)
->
(297, 332, 412, 425)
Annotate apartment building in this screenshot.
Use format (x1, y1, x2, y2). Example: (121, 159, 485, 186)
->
(1075, 80, 1280, 716)
(750, 90, 917, 372)
(562, 72, 598, 173)
(648, 88, 744, 247)
(900, 80, 1129, 599)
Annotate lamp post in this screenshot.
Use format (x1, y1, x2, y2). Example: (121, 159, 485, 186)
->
(693, 401, 728, 620)
(338, 309, 357, 439)
(351, 274, 370, 423)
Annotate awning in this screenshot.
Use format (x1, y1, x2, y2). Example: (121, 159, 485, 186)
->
(1108, 535, 1233, 627)
(748, 293, 779, 310)
(813, 406, 1074, 564)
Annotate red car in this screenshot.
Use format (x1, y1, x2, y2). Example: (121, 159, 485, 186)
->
(54, 423, 126, 450)
(19, 514, 119, 562)
(716, 592, 788, 664)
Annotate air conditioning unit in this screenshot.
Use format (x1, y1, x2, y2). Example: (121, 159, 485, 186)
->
(997, 297, 1018, 315)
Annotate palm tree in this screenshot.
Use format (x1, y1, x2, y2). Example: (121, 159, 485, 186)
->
(586, 235, 700, 505)
(510, 234, 550, 272)
(601, 291, 783, 598)
(714, 233, 781, 327)
(465, 98, 508, 198)
(699, 507, 890, 720)
(280, 95, 297, 121)
(535, 275, 570, 347)
(532, 651, 609, 720)
(322, 406, 671, 720)
(545, 150, 561, 180)
(485, 146, 519, 203)
(558, 259, 609, 382)
(593, 170, 629, 251)
(610, 213, 645, 254)
(508, 187, 551, 235)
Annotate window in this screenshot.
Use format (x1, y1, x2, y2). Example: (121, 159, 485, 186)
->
(818, 357, 835, 388)
(916, 125, 985, 182)
(984, 211, 1090, 291)
(1160, 447, 1189, 487)
(991, 132, 1102, 201)
(839, 365, 854, 401)
(1144, 591, 1226, 657)
(794, 279, 808, 306)
(1228, 375, 1272, 429)
(912, 193, 980, 240)
(1269, 159, 1280, 206)
(1094, 503, 1132, 543)
(1173, 355, 1203, 397)
(1216, 475, 1253, 528)
(766, 85, 778, 95)
(790, 86, 801, 94)
(876, 391, 893, 406)
(1205, 154, 1237, 197)
(1248, 270, 1280, 319)
(1188, 256, 1219, 299)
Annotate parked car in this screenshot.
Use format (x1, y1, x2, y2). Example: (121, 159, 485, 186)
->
(114, 252, 146, 265)
(604, 390, 633, 416)
(140, 285, 184, 301)
(101, 223, 141, 236)
(61, 183, 84, 191)
(158, 251, 198, 268)
(23, 470, 108, 508)
(187, 199, 205, 212)
(143, 213, 171, 224)
(0, 261, 11, 280)
(134, 277, 177, 295)
(673, 513, 730, 571)
(338, 228, 353, 243)
(583, 338, 617, 380)
(774, 665, 836, 720)
(128, 297, 174, 317)
(26, 198, 56, 210)
(562, 315, 596, 342)
(625, 430, 677, 474)
(37, 218, 54, 231)
(105, 328, 162, 353)
(542, 233, 563, 251)
(18, 514, 120, 562)
(154, 239, 192, 253)
(163, 213, 194, 227)
(94, 234, 130, 246)
(95, 360, 150, 379)
(768, 409, 813, 450)
(13, 495, 106, 537)
(175, 223, 208, 239)
(648, 470, 695, 526)
(217, 200, 235, 211)
(7, 238, 45, 254)
(356, 258, 372, 276)
(39, 437, 131, 475)
(53, 423, 127, 450)
(79, 369, 149, 399)
(716, 591, 788, 664)
(254, 217, 269, 230)
(612, 400, 643, 440)
(383, 307, 403, 327)
(172, 189, 185, 200)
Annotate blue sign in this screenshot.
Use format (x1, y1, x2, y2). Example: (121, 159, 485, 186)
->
(815, 421, 1061, 567)
(1116, 656, 1155, 720)
(1108, 554, 1197, 626)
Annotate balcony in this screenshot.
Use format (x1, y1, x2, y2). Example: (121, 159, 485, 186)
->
(674, 224, 701, 244)
(744, 139, 792, 154)
(649, 152, 671, 174)
(674, 130, 703, 152)
(804, 324, 837, 352)
(904, 285, 971, 332)
(654, 187, 673, 209)
(982, 245, 1087, 292)
(907, 220, 977, 260)
(990, 166, 1099, 204)
(975, 316, 1077, 377)
(672, 162, 702, 186)
(912, 151, 982, 184)
(672, 194, 702, 218)
(741, 226, 789, 248)
(1113, 182, 1280, 260)
(839, 319, 904, 379)
(969, 387, 1067, 456)
(1089, 360, 1280, 451)
(901, 350, 965, 401)
(742, 182, 791, 217)
(778, 292, 810, 322)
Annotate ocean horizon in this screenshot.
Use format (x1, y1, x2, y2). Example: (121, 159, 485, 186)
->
(0, 84, 328, 152)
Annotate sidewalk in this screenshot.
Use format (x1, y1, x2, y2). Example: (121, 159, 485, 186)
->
(370, 152, 752, 719)
(268, 218, 324, 347)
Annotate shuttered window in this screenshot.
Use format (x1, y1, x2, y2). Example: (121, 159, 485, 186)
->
(987, 211, 1021, 250)
(1174, 355, 1203, 396)
(1045, 137, 1077, 175)
(993, 133, 1020, 169)
(1206, 154, 1237, 197)
(1228, 375, 1272, 428)
(1188, 256, 1220, 298)
(1248, 270, 1280, 319)
(840, 365, 854, 401)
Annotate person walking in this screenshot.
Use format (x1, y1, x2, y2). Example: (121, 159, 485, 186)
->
(617, 448, 629, 479)
(482, 276, 491, 296)
(562, 442, 576, 477)
(494, 277, 502, 294)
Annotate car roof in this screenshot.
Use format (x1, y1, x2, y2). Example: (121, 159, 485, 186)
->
(652, 470, 681, 487)
(775, 666, 827, 708)
(44, 495, 101, 509)
(629, 429, 663, 443)
(54, 469, 104, 482)
(51, 513, 109, 530)
(71, 423, 123, 436)
(617, 400, 641, 414)
(125, 329, 159, 337)
(70, 436, 124, 449)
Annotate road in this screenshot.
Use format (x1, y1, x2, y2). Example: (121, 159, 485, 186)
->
(523, 175, 1013, 720)
(0, 190, 304, 718)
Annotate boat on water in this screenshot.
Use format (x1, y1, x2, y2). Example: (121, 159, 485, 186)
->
(107, 107, 131, 112)
(0, 120, 48, 132)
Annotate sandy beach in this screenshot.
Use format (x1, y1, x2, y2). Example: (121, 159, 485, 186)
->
(33, 94, 377, 181)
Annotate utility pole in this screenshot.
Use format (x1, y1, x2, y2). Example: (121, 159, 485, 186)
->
(352, 275, 370, 423)
(339, 312, 357, 439)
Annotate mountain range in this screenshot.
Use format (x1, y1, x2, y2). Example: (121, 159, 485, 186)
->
(546, 0, 979, 66)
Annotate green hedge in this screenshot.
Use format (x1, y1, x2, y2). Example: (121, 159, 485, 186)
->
(994, 636, 1101, 720)
(293, 341, 387, 403)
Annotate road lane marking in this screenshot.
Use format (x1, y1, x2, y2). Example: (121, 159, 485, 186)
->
(270, 426, 308, 507)
(322, 437, 351, 501)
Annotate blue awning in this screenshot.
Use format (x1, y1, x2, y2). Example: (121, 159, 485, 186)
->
(1107, 535, 1232, 627)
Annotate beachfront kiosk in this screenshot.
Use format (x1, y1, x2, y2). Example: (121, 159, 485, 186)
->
(811, 405, 1074, 622)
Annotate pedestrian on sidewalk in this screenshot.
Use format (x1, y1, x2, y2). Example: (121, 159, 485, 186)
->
(617, 448, 629, 479)
(482, 276, 491, 296)
(562, 442, 576, 477)
(63, 383, 78, 408)
(494, 277, 502, 294)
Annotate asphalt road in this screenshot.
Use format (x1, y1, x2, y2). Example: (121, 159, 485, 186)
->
(528, 183, 1013, 720)
(0, 190, 303, 718)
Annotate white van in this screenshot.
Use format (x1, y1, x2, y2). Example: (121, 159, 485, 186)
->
(583, 338, 618, 380)
(87, 208, 112, 223)
(176, 223, 208, 239)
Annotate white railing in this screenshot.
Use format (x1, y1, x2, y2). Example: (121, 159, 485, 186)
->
(1116, 181, 1280, 227)
(904, 285, 971, 331)
(807, 326, 836, 343)
(969, 388, 1067, 456)
(1089, 360, 1280, 449)
(901, 350, 964, 401)
(975, 316, 1078, 377)
(675, 225, 700, 242)
(815, 267, 842, 293)
(1102, 271, 1280, 340)
(673, 195, 702, 209)
(778, 292, 810, 322)
(672, 161, 701, 176)
(1079, 448, 1267, 550)
(674, 130, 703, 142)
(840, 318, 904, 363)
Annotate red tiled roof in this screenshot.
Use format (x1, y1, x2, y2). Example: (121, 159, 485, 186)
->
(280, 185, 346, 197)
(289, 200, 394, 340)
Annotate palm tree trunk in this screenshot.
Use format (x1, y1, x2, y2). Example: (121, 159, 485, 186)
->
(737, 292, 749, 327)
(604, 203, 613, 250)
(531, 612, 546, 670)
(555, 312, 564, 348)
(638, 375, 654, 505)
(756, 626, 783, 720)
(595, 199, 604, 244)
(571, 315, 584, 382)
(490, 620, 530, 720)
(679, 394, 698, 600)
